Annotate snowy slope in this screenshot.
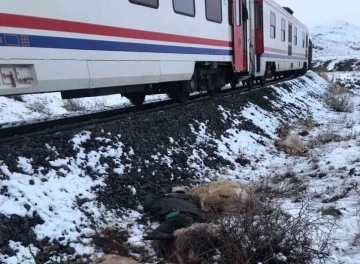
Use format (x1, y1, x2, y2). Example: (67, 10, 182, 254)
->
(312, 20, 360, 59)
(1, 72, 360, 263)
(311, 21, 360, 72)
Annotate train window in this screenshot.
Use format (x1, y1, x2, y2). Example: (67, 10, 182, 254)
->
(306, 33, 309, 48)
(205, 0, 222, 23)
(294, 27, 298, 45)
(255, 2, 261, 29)
(173, 0, 195, 17)
(281, 19, 286, 41)
(302, 32, 306, 48)
(228, 0, 233, 25)
(270, 12, 276, 39)
(129, 0, 158, 8)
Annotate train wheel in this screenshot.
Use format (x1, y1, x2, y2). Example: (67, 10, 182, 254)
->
(168, 81, 190, 103)
(230, 80, 238, 88)
(207, 83, 221, 97)
(247, 78, 254, 88)
(260, 76, 266, 86)
(126, 93, 146, 106)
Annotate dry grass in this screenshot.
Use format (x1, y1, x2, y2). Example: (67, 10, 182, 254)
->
(92, 228, 130, 256)
(297, 115, 317, 131)
(27, 101, 50, 114)
(253, 170, 308, 201)
(276, 121, 292, 139)
(308, 130, 358, 148)
(324, 83, 354, 112)
(169, 199, 332, 264)
(276, 134, 307, 156)
(63, 99, 87, 112)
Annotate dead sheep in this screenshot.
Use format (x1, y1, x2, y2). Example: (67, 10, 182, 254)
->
(95, 254, 140, 264)
(173, 180, 250, 213)
(171, 223, 221, 264)
(279, 134, 306, 156)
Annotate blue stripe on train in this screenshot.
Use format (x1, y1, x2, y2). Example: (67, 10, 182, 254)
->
(0, 33, 233, 56)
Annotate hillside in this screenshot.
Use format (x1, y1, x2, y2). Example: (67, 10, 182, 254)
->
(1, 72, 360, 263)
(312, 21, 360, 72)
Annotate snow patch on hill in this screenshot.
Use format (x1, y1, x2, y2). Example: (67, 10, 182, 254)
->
(1, 72, 360, 263)
(312, 20, 360, 59)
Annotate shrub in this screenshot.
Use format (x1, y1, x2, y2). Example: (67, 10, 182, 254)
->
(254, 170, 308, 200)
(63, 99, 86, 112)
(324, 83, 354, 112)
(27, 100, 49, 114)
(276, 134, 307, 156)
(308, 130, 358, 148)
(169, 201, 331, 264)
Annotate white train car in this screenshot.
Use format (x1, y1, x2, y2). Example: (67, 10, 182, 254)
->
(0, 0, 312, 105)
(252, 0, 310, 81)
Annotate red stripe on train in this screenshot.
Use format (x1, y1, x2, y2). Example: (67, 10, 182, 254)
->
(0, 13, 232, 48)
(265, 47, 305, 57)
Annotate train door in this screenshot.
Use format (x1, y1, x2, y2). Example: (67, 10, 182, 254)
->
(254, 0, 264, 73)
(232, 0, 246, 72)
(288, 23, 293, 56)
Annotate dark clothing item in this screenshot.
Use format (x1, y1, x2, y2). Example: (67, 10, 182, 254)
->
(143, 193, 204, 222)
(154, 213, 195, 235)
(143, 192, 205, 239)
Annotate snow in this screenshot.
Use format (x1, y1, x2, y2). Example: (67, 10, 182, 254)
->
(188, 72, 360, 263)
(0, 93, 169, 127)
(312, 21, 360, 59)
(1, 71, 360, 263)
(0, 242, 39, 264)
(0, 130, 140, 262)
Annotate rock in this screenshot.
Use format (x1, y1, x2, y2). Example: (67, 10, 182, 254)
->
(318, 172, 327, 179)
(43, 245, 53, 254)
(65, 246, 76, 255)
(41, 236, 51, 246)
(23, 204, 31, 211)
(234, 156, 251, 166)
(29, 179, 35, 185)
(299, 130, 309, 137)
(321, 207, 342, 217)
(348, 168, 356, 176)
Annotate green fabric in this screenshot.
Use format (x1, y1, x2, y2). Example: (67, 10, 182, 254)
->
(165, 210, 180, 220)
(143, 192, 204, 222)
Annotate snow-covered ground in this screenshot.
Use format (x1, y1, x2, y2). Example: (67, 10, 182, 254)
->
(0, 93, 169, 127)
(1, 71, 360, 263)
(322, 71, 360, 90)
(312, 20, 360, 59)
(311, 21, 360, 74)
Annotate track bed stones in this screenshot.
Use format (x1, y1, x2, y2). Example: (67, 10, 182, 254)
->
(0, 74, 321, 262)
(0, 213, 43, 257)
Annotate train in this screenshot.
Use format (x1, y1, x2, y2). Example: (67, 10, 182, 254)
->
(0, 0, 313, 106)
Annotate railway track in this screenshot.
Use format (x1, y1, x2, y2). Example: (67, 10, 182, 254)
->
(0, 76, 293, 144)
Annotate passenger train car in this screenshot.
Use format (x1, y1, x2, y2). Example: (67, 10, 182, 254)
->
(0, 0, 312, 105)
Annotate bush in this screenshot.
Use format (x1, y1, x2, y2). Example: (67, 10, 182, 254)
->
(277, 134, 307, 156)
(324, 83, 354, 112)
(254, 170, 308, 200)
(27, 100, 49, 114)
(63, 99, 86, 112)
(308, 130, 358, 148)
(169, 200, 331, 264)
